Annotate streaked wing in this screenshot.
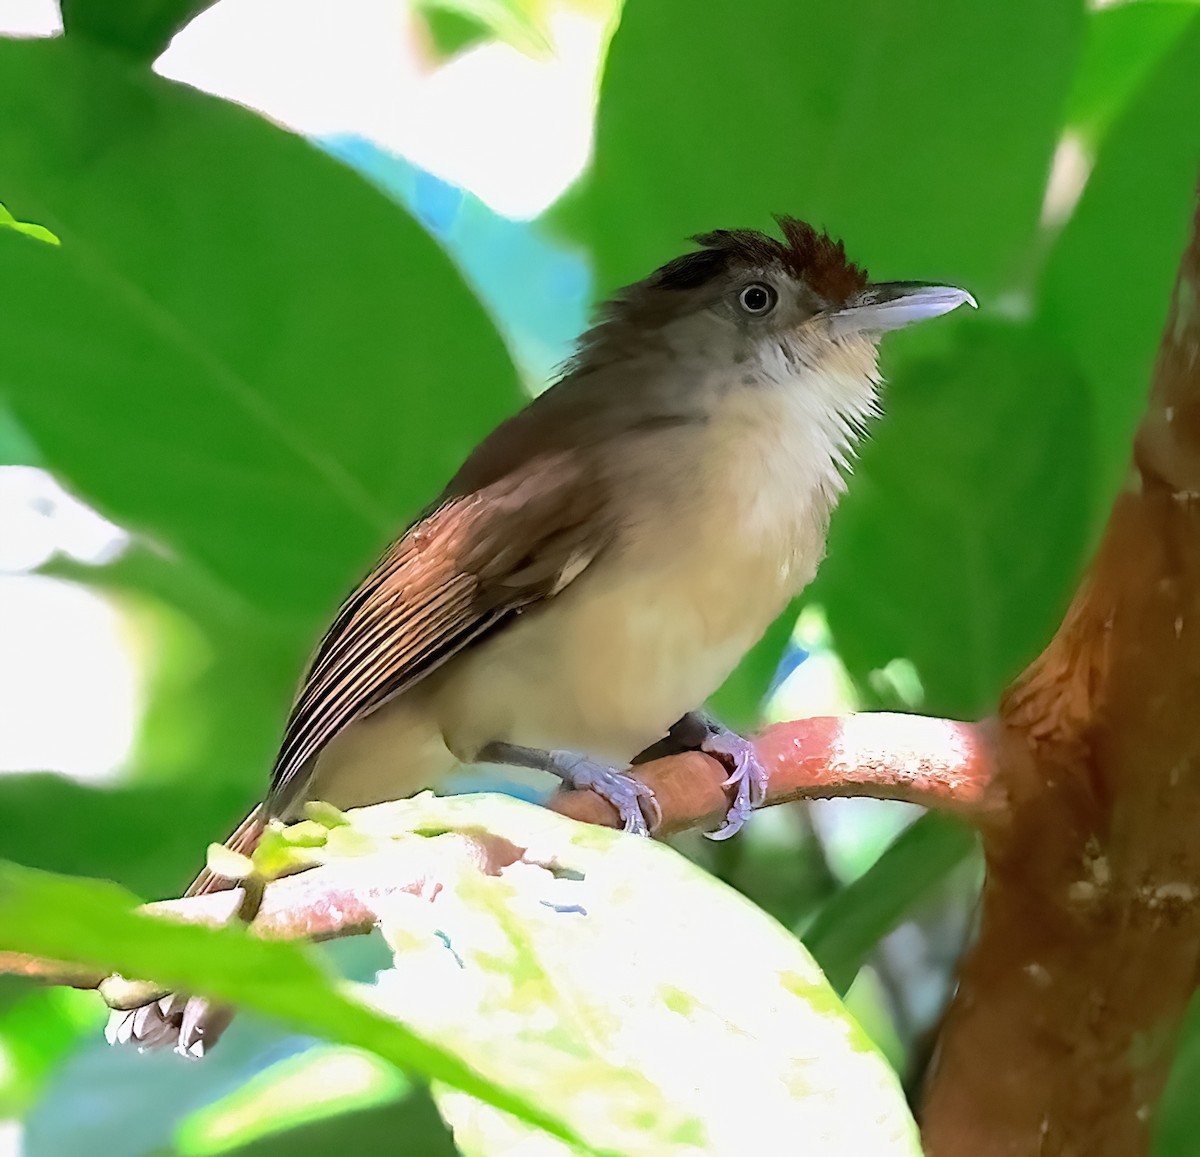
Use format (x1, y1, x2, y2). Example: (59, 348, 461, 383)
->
(266, 452, 608, 812)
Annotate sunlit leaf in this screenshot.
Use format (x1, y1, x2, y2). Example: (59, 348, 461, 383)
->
(360, 794, 921, 1156)
(0, 202, 59, 246)
(413, 0, 555, 57)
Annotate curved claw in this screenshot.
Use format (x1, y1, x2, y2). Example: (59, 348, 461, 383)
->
(569, 761, 660, 836)
(106, 993, 233, 1057)
(701, 729, 768, 841)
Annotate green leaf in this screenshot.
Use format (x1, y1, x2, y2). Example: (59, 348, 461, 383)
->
(812, 323, 1093, 718)
(1066, 1, 1200, 147)
(0, 403, 41, 466)
(0, 202, 60, 246)
(0, 988, 100, 1117)
(0, 860, 588, 1150)
(0, 774, 250, 897)
(413, 0, 555, 58)
(60, 0, 219, 63)
(173, 1045, 458, 1157)
(363, 794, 921, 1156)
(566, 0, 1081, 298)
(1039, 18, 1200, 512)
(0, 37, 520, 621)
(1154, 988, 1200, 1156)
(804, 812, 977, 996)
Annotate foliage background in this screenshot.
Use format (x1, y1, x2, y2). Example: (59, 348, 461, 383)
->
(1, 0, 1199, 1152)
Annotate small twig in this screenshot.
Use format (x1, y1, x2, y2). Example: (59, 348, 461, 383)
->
(550, 713, 1002, 835)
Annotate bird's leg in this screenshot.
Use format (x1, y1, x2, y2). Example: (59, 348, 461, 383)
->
(634, 711, 767, 840)
(479, 741, 660, 836)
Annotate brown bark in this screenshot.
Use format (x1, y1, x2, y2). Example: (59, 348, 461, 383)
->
(920, 184, 1200, 1156)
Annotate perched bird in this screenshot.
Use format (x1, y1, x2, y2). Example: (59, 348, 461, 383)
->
(109, 216, 973, 1054)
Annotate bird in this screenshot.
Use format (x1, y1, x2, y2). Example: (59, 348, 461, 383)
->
(108, 215, 974, 1055)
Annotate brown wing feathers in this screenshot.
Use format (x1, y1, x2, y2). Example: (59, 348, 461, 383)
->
(264, 452, 609, 816)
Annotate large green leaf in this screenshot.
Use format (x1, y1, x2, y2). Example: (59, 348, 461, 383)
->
(0, 37, 520, 621)
(0, 859, 588, 1150)
(566, 0, 1081, 298)
(354, 794, 920, 1156)
(811, 322, 1092, 718)
(1039, 19, 1200, 509)
(1065, 1, 1200, 147)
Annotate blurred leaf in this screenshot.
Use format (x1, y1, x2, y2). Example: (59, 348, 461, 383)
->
(413, 0, 554, 57)
(22, 938, 392, 1157)
(698, 805, 839, 932)
(804, 812, 976, 996)
(0, 989, 101, 1116)
(418, 6, 495, 59)
(60, 0, 219, 62)
(0, 860, 587, 1149)
(0, 202, 59, 246)
(1066, 1, 1200, 146)
(812, 323, 1092, 718)
(1154, 987, 1200, 1156)
(0, 775, 252, 898)
(174, 1045, 456, 1157)
(707, 600, 799, 728)
(0, 37, 520, 622)
(1039, 19, 1200, 510)
(361, 794, 920, 1156)
(564, 0, 1081, 297)
(0, 403, 41, 466)
(193, 1093, 458, 1157)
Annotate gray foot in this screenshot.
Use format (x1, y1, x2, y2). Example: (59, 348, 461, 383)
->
(560, 756, 661, 836)
(479, 741, 660, 836)
(702, 726, 768, 841)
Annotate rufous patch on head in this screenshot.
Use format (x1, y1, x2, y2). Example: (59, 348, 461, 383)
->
(656, 215, 869, 306)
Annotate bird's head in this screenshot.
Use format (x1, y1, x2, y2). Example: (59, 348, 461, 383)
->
(577, 216, 974, 397)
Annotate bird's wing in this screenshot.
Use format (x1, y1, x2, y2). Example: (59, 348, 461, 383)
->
(265, 452, 610, 813)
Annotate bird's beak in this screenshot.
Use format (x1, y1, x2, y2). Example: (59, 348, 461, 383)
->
(829, 281, 977, 336)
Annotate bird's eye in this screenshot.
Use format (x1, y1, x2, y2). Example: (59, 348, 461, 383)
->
(738, 282, 777, 316)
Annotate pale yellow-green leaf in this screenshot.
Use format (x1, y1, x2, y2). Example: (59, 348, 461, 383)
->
(350, 794, 920, 1157)
(204, 843, 254, 882)
(0, 201, 60, 245)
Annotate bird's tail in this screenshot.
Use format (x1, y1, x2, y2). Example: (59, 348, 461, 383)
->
(105, 806, 266, 1057)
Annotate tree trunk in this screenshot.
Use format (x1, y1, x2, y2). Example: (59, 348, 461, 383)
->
(921, 180, 1200, 1156)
